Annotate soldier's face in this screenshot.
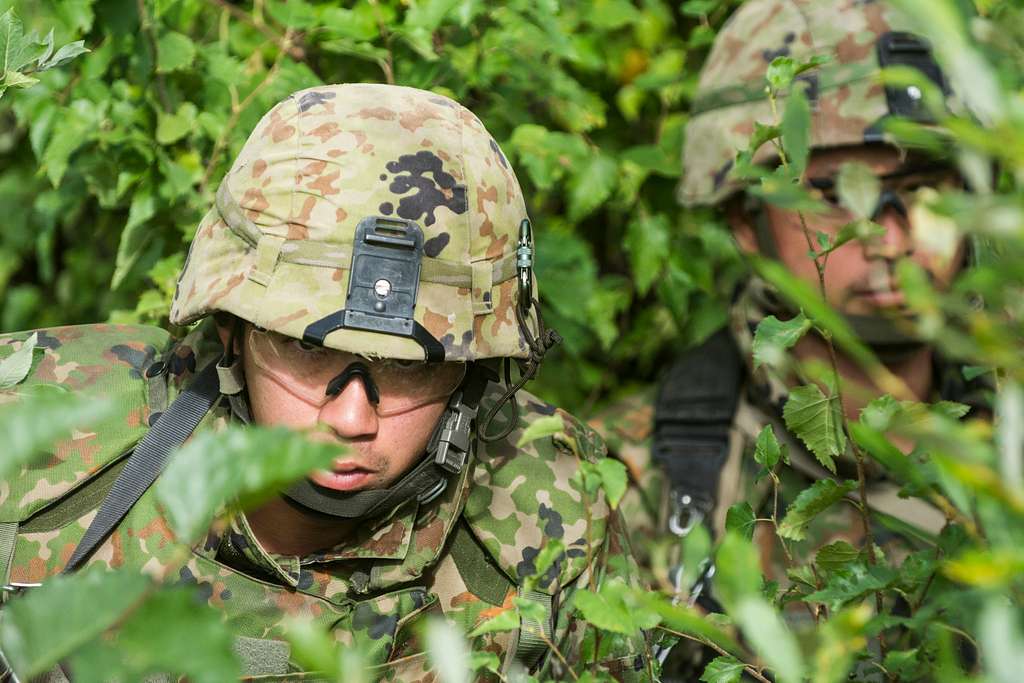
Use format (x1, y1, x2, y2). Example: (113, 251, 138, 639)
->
(232, 324, 454, 492)
(732, 146, 965, 316)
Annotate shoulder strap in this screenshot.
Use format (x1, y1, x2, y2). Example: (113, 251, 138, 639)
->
(653, 327, 744, 525)
(449, 518, 552, 672)
(63, 358, 222, 573)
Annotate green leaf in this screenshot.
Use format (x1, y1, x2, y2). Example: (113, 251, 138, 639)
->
(405, 0, 461, 31)
(0, 331, 37, 388)
(725, 502, 756, 541)
(0, 9, 46, 75)
(596, 457, 628, 509)
(156, 31, 196, 73)
(765, 57, 797, 91)
(815, 540, 861, 573)
(783, 384, 846, 473)
(624, 212, 670, 296)
(700, 656, 745, 683)
(0, 567, 151, 678)
(817, 219, 885, 257)
(979, 598, 1024, 683)
(812, 604, 871, 683)
(516, 414, 565, 448)
(572, 583, 636, 636)
(69, 587, 240, 683)
(714, 532, 762, 612)
(781, 86, 810, 177)
(734, 598, 805, 683)
(836, 162, 880, 220)
(568, 153, 617, 222)
(467, 608, 519, 637)
(2, 69, 38, 92)
(753, 424, 786, 469)
(0, 389, 117, 480)
(156, 102, 197, 145)
(641, 595, 743, 656)
(752, 313, 811, 369)
(155, 426, 342, 542)
(36, 40, 89, 71)
(423, 618, 470, 683)
(778, 479, 857, 541)
(804, 563, 897, 612)
(112, 186, 157, 289)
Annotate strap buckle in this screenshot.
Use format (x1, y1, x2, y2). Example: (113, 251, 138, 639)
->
(434, 395, 477, 474)
(667, 492, 709, 538)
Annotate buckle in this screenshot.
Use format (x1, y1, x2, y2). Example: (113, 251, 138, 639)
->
(667, 492, 710, 537)
(417, 477, 448, 505)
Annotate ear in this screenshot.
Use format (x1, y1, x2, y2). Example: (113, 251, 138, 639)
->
(725, 194, 760, 255)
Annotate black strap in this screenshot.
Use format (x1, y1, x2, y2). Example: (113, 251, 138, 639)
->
(63, 359, 222, 573)
(303, 311, 446, 363)
(653, 328, 744, 515)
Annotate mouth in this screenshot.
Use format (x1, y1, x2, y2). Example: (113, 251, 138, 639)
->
(309, 459, 378, 492)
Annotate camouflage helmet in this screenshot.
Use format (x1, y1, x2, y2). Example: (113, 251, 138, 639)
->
(170, 83, 539, 363)
(679, 0, 947, 207)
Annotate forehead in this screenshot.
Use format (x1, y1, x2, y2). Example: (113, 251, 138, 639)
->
(805, 145, 946, 178)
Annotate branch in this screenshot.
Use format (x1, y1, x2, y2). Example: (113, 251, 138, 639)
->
(204, 0, 306, 60)
(135, 0, 172, 112)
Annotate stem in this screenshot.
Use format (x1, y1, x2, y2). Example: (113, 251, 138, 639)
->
(536, 629, 579, 682)
(655, 627, 772, 683)
(135, 0, 172, 112)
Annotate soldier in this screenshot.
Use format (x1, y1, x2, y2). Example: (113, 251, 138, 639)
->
(593, 0, 985, 638)
(0, 84, 650, 681)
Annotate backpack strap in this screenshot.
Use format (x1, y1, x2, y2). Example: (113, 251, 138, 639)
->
(653, 327, 744, 535)
(449, 518, 552, 672)
(63, 358, 222, 573)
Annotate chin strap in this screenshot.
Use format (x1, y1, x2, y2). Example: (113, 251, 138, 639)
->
(282, 363, 495, 520)
(477, 298, 561, 443)
(218, 318, 251, 424)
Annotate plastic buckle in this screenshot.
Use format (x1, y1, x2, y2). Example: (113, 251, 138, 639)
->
(434, 399, 477, 474)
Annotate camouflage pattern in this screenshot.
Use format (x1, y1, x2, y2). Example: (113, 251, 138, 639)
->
(1, 322, 651, 680)
(171, 83, 536, 362)
(679, 0, 930, 207)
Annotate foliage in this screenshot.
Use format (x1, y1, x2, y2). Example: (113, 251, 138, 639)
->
(1, 0, 1024, 682)
(0, 0, 744, 411)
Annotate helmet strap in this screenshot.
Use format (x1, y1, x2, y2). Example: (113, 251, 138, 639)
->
(477, 298, 562, 443)
(218, 317, 251, 424)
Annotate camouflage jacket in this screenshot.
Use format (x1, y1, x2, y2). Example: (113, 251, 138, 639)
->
(0, 323, 651, 681)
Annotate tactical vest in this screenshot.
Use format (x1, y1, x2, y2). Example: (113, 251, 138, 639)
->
(0, 324, 645, 681)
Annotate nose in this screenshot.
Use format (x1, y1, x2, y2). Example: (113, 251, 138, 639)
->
(318, 377, 379, 439)
(864, 192, 912, 261)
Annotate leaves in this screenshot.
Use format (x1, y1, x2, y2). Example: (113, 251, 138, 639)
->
(568, 152, 618, 222)
(0, 331, 37, 388)
(423, 618, 470, 683)
(804, 563, 897, 612)
(836, 162, 880, 220)
(700, 656, 746, 683)
(752, 312, 811, 369)
(515, 414, 565, 448)
(155, 426, 342, 542)
(781, 85, 811, 177)
(783, 384, 847, 473)
(596, 457, 628, 509)
(156, 31, 196, 73)
(0, 567, 151, 678)
(753, 424, 787, 469)
(725, 502, 756, 540)
(778, 479, 857, 541)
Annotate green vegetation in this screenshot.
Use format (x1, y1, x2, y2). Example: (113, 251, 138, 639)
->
(2, 0, 1024, 681)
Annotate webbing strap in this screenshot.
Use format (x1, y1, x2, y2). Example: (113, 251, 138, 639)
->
(653, 327, 744, 514)
(0, 522, 18, 590)
(514, 588, 552, 671)
(63, 359, 222, 573)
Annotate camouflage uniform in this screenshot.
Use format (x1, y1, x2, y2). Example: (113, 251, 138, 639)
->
(0, 84, 650, 681)
(594, 0, 968, 602)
